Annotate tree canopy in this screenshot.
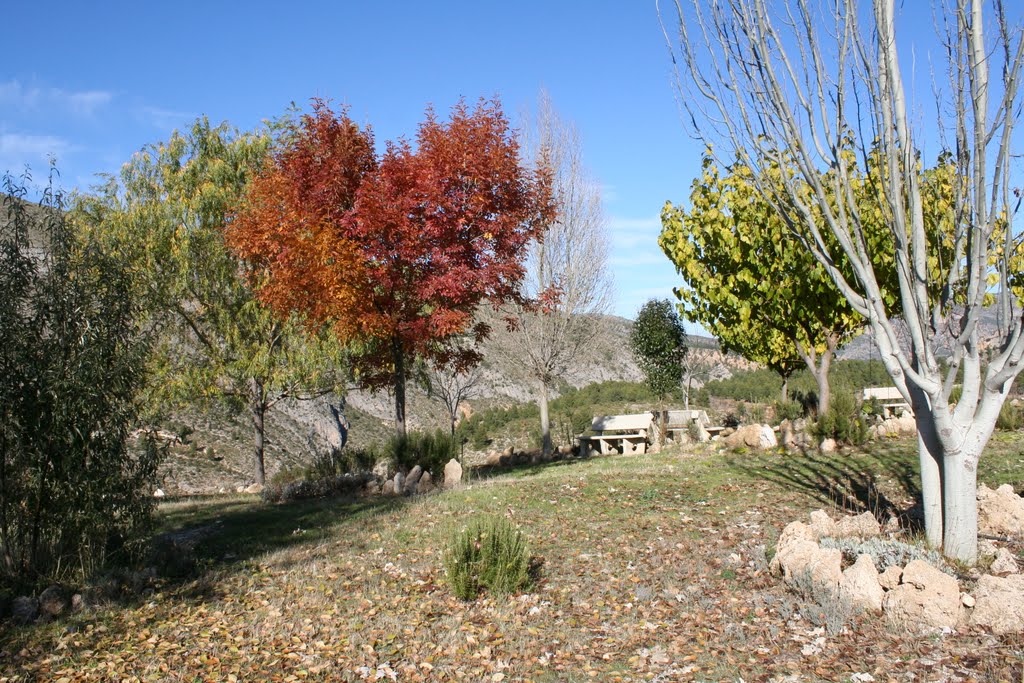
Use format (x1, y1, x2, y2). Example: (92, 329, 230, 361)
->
(630, 299, 688, 402)
(75, 118, 343, 485)
(660, 154, 863, 413)
(229, 99, 553, 436)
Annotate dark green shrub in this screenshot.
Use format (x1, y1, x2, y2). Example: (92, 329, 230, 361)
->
(390, 429, 459, 477)
(811, 392, 868, 445)
(1, 172, 157, 589)
(443, 516, 533, 600)
(773, 399, 804, 422)
(996, 401, 1023, 431)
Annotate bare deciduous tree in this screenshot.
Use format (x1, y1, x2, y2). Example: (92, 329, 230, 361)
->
(426, 357, 483, 436)
(660, 0, 1024, 563)
(486, 92, 612, 455)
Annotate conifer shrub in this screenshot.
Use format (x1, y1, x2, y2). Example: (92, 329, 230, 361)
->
(443, 516, 533, 600)
(811, 392, 868, 445)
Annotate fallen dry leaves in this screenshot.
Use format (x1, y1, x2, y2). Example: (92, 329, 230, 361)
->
(2, 446, 1023, 681)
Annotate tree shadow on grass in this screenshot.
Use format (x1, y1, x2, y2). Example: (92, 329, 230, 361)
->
(725, 444, 924, 532)
(147, 492, 408, 591)
(468, 453, 601, 484)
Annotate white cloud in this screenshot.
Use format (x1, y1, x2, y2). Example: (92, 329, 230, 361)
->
(137, 105, 196, 131)
(608, 214, 662, 249)
(0, 80, 112, 117)
(0, 133, 73, 171)
(609, 252, 670, 268)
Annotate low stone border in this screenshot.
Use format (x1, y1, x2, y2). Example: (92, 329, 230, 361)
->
(771, 504, 1024, 634)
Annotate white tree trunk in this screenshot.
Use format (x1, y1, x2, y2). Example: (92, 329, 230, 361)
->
(915, 428, 945, 550)
(943, 446, 980, 562)
(538, 381, 552, 456)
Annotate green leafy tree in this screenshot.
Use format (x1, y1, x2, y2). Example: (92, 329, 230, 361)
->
(1, 171, 157, 587)
(75, 118, 344, 485)
(660, 154, 863, 415)
(629, 299, 688, 444)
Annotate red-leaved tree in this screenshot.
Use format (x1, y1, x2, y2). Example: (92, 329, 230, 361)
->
(229, 99, 553, 436)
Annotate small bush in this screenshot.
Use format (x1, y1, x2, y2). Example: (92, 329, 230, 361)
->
(390, 429, 459, 477)
(788, 568, 852, 635)
(819, 537, 949, 574)
(262, 472, 372, 504)
(773, 399, 804, 422)
(996, 401, 1023, 431)
(443, 516, 533, 600)
(811, 392, 868, 446)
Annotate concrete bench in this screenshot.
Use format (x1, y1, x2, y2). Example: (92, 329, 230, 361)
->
(655, 409, 711, 443)
(579, 413, 653, 455)
(862, 387, 912, 417)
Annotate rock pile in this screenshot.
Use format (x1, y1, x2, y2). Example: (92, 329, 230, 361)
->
(374, 458, 464, 497)
(771, 499, 1024, 634)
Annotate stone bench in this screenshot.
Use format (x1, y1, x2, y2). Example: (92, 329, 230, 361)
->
(579, 413, 653, 455)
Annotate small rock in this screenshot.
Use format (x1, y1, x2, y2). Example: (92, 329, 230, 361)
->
(381, 479, 395, 497)
(961, 592, 976, 608)
(235, 485, 246, 493)
(808, 510, 837, 539)
(971, 574, 1024, 634)
(819, 438, 837, 453)
(38, 585, 68, 619)
(417, 471, 434, 494)
(443, 458, 463, 490)
(404, 465, 424, 494)
(878, 565, 903, 591)
(70, 593, 85, 612)
(484, 451, 502, 467)
(978, 483, 1024, 537)
(882, 560, 960, 631)
(840, 554, 884, 613)
(503, 446, 514, 458)
(834, 512, 881, 540)
(393, 471, 405, 495)
(558, 445, 573, 455)
(244, 483, 264, 495)
(11, 596, 38, 625)
(153, 488, 166, 498)
(990, 547, 1020, 575)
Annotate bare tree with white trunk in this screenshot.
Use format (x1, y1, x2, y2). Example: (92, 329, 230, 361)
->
(659, 0, 1024, 563)
(486, 92, 613, 455)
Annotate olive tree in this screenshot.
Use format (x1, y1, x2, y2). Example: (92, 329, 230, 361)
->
(660, 0, 1024, 562)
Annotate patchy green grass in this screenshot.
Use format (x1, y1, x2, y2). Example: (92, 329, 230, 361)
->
(3, 434, 1024, 681)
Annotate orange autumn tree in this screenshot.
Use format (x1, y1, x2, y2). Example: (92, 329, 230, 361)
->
(229, 99, 553, 436)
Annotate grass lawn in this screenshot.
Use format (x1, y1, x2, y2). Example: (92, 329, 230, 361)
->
(2, 435, 1024, 681)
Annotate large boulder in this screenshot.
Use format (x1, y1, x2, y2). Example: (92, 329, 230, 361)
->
(971, 574, 1024, 634)
(808, 510, 838, 539)
(442, 458, 463, 490)
(978, 484, 1024, 537)
(882, 560, 960, 631)
(771, 522, 842, 588)
(834, 512, 881, 540)
(839, 554, 884, 613)
(724, 424, 774, 450)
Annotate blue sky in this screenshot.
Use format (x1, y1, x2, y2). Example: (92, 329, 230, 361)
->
(1, 1, 699, 321)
